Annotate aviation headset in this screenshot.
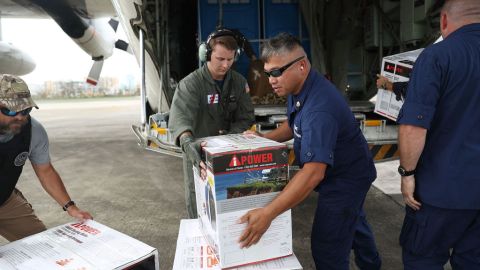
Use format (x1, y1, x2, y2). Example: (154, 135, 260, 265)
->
(198, 28, 245, 62)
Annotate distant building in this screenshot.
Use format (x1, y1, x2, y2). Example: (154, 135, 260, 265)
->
(34, 77, 139, 98)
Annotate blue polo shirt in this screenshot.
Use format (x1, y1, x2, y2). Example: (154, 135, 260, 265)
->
(397, 23, 480, 209)
(288, 70, 376, 191)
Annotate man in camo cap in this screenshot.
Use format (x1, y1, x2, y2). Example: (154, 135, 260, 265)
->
(0, 74, 38, 114)
(0, 74, 92, 241)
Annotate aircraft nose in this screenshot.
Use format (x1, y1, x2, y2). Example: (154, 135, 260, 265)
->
(0, 42, 36, 76)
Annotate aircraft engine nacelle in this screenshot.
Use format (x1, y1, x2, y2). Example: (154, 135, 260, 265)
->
(0, 41, 36, 76)
(73, 19, 116, 61)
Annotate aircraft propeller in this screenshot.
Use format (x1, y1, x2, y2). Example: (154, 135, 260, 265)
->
(86, 18, 132, 86)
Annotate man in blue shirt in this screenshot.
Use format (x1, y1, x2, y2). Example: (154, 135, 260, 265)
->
(238, 33, 381, 270)
(397, 0, 480, 268)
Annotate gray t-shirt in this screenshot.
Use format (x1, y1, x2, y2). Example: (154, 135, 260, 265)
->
(0, 117, 50, 165)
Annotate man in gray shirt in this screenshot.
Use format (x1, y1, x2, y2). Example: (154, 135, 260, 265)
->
(0, 74, 92, 241)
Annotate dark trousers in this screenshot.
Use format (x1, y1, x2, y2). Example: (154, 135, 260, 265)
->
(311, 183, 381, 270)
(400, 204, 480, 270)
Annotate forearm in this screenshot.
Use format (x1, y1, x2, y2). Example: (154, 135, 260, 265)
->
(399, 124, 427, 170)
(179, 131, 194, 151)
(34, 164, 71, 206)
(264, 121, 293, 142)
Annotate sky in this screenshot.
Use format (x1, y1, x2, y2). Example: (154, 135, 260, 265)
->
(1, 18, 140, 88)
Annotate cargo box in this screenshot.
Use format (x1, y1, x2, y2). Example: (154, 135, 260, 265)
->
(194, 134, 292, 269)
(0, 220, 159, 270)
(374, 48, 423, 120)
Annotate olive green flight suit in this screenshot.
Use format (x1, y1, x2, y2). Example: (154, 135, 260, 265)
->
(169, 64, 255, 218)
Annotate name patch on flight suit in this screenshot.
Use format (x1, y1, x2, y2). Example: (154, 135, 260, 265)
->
(207, 94, 219, 104)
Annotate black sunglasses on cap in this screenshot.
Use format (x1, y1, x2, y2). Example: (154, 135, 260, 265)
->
(0, 107, 32, 117)
(264, 56, 305, 78)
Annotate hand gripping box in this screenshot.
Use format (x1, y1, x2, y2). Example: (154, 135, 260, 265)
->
(194, 134, 292, 269)
(0, 220, 159, 270)
(374, 48, 423, 121)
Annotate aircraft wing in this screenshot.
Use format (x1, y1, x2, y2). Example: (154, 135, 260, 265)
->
(0, 0, 136, 85)
(0, 0, 47, 18)
(0, 0, 115, 18)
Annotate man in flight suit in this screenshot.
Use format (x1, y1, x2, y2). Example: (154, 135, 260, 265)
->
(239, 33, 381, 270)
(0, 74, 92, 241)
(169, 28, 255, 218)
(397, 0, 480, 268)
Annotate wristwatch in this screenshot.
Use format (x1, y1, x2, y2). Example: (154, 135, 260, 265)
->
(62, 200, 75, 211)
(398, 165, 416, 176)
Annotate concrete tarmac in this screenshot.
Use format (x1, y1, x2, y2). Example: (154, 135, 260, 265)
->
(3, 96, 411, 269)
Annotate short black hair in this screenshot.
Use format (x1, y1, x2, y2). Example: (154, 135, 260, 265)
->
(261, 32, 302, 61)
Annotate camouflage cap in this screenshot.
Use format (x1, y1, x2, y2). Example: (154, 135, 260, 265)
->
(0, 74, 38, 112)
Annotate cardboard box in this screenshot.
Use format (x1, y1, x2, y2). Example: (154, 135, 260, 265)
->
(194, 134, 292, 269)
(374, 48, 423, 120)
(0, 220, 159, 270)
(173, 219, 302, 270)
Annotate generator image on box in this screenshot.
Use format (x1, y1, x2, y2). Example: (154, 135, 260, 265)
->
(194, 134, 292, 269)
(226, 167, 288, 199)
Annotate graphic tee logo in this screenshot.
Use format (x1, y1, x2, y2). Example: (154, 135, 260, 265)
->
(14, 151, 28, 166)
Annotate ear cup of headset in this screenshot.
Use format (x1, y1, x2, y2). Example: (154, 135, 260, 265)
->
(198, 42, 208, 62)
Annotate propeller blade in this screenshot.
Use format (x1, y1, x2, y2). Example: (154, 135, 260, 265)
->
(115, 40, 133, 54)
(108, 18, 119, 32)
(86, 60, 104, 86)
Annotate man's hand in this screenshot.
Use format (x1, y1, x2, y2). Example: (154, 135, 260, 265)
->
(238, 208, 273, 248)
(199, 151, 207, 180)
(376, 74, 393, 91)
(401, 176, 421, 210)
(180, 134, 207, 179)
(67, 205, 93, 221)
(180, 135, 202, 170)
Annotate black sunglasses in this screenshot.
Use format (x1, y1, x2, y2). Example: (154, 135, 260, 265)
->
(0, 107, 32, 117)
(264, 56, 305, 78)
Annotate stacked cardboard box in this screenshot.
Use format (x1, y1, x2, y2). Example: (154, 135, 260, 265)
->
(194, 134, 292, 269)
